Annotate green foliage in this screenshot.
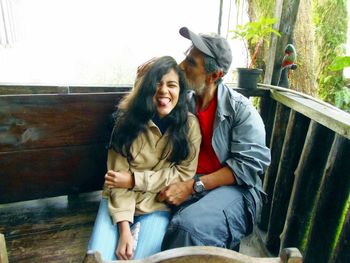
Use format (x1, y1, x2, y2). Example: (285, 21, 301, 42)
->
(231, 17, 280, 46)
(247, 0, 274, 19)
(313, 0, 349, 112)
(325, 56, 350, 112)
(320, 74, 350, 112)
(230, 17, 280, 69)
(335, 87, 350, 111)
(329, 56, 350, 71)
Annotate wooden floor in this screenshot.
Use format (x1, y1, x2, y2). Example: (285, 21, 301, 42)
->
(0, 191, 268, 263)
(0, 191, 101, 263)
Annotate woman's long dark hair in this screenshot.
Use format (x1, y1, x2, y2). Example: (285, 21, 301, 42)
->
(109, 56, 192, 164)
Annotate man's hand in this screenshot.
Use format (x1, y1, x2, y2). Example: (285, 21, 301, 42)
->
(158, 180, 194, 206)
(116, 222, 134, 260)
(104, 170, 134, 189)
(136, 57, 157, 78)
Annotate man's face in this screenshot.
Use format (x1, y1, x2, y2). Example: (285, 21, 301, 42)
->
(179, 48, 208, 94)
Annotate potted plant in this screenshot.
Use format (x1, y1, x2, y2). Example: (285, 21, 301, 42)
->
(230, 17, 281, 89)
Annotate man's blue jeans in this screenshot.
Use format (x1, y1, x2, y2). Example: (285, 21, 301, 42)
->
(88, 198, 170, 260)
(161, 185, 256, 250)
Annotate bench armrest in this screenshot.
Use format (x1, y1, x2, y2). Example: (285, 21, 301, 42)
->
(0, 233, 9, 263)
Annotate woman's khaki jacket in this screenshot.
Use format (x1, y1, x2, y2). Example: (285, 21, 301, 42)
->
(103, 113, 201, 224)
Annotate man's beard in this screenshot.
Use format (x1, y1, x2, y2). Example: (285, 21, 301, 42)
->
(187, 81, 206, 95)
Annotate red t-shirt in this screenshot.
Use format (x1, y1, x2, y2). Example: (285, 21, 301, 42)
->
(196, 95, 223, 174)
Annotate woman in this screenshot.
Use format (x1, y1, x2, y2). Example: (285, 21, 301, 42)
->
(87, 56, 201, 260)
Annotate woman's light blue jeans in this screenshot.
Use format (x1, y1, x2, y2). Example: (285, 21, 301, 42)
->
(88, 198, 171, 261)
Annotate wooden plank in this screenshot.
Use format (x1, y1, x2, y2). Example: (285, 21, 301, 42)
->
(0, 85, 69, 95)
(0, 85, 132, 95)
(0, 193, 100, 238)
(0, 192, 100, 263)
(0, 92, 126, 151)
(304, 136, 350, 262)
(280, 121, 335, 252)
(271, 90, 350, 139)
(69, 85, 132, 93)
(225, 85, 268, 98)
(0, 83, 264, 96)
(0, 144, 106, 203)
(83, 247, 302, 263)
(331, 206, 350, 262)
(265, 111, 309, 253)
(7, 227, 90, 263)
(259, 103, 290, 231)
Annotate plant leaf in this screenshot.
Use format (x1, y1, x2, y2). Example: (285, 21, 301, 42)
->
(329, 56, 350, 71)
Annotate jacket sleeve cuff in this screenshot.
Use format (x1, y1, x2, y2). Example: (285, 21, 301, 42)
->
(133, 171, 147, 191)
(111, 211, 134, 225)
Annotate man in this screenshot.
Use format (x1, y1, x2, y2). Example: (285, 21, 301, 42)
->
(158, 27, 271, 250)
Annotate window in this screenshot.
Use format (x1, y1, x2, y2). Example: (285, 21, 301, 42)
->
(0, 0, 240, 85)
(0, 0, 16, 46)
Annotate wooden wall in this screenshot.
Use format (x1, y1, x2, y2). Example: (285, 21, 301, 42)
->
(0, 90, 129, 203)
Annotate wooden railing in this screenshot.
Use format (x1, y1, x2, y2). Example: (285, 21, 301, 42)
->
(254, 84, 350, 263)
(1, 83, 349, 263)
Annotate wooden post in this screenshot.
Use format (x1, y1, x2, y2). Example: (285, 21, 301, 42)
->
(280, 121, 335, 252)
(259, 103, 290, 231)
(331, 206, 350, 262)
(259, 93, 276, 148)
(304, 136, 350, 262)
(270, 0, 301, 86)
(260, 0, 301, 157)
(264, 0, 301, 86)
(0, 234, 8, 263)
(263, 0, 284, 85)
(265, 111, 310, 254)
(217, 0, 223, 35)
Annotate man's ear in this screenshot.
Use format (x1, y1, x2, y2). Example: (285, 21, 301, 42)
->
(207, 70, 224, 83)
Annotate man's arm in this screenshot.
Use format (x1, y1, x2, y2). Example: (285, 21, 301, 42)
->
(158, 166, 235, 205)
(201, 166, 236, 190)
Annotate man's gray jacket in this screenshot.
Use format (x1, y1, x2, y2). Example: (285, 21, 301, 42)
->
(187, 83, 271, 210)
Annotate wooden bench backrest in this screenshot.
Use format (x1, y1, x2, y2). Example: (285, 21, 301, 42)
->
(0, 92, 128, 203)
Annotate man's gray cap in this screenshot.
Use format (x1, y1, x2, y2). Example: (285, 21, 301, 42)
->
(179, 27, 232, 74)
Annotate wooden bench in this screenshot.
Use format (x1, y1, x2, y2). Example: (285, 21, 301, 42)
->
(83, 247, 302, 263)
(0, 91, 129, 203)
(0, 87, 302, 262)
(0, 90, 128, 262)
(0, 234, 9, 263)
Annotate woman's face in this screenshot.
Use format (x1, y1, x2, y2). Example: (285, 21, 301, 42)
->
(153, 69, 180, 118)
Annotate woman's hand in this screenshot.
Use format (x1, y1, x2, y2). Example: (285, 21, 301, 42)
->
(104, 170, 135, 189)
(158, 180, 194, 206)
(116, 221, 134, 260)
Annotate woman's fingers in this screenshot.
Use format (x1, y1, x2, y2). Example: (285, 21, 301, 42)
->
(126, 243, 133, 259)
(105, 170, 134, 189)
(116, 234, 134, 260)
(116, 245, 128, 260)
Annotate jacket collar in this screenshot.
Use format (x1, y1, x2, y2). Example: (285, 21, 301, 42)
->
(187, 83, 235, 119)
